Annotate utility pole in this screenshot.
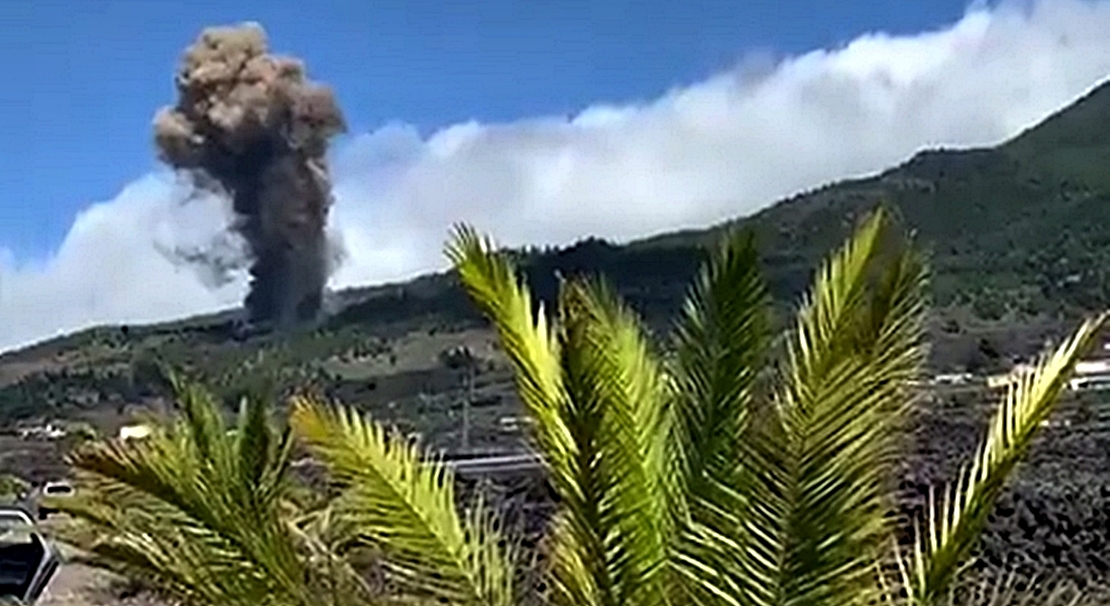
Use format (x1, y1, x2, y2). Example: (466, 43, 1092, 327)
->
(442, 345, 477, 454)
(463, 360, 474, 453)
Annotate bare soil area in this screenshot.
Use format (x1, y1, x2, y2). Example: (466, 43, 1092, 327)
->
(37, 544, 170, 606)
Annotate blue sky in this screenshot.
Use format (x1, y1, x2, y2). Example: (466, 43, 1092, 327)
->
(3, 0, 1110, 349)
(0, 0, 976, 259)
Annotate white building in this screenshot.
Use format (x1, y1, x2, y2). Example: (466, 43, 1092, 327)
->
(118, 424, 153, 441)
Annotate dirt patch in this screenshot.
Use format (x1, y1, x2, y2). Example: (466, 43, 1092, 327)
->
(37, 544, 171, 606)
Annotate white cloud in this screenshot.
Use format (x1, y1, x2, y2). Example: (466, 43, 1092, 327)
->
(0, 175, 247, 348)
(3, 0, 1110, 351)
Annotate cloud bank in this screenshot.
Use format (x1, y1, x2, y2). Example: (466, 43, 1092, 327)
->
(3, 0, 1110, 351)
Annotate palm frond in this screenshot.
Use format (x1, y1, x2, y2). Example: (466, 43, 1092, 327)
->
(448, 228, 673, 606)
(289, 397, 517, 606)
(54, 376, 328, 606)
(664, 228, 772, 606)
(904, 311, 1110, 605)
(543, 278, 672, 606)
(668, 228, 770, 501)
(445, 225, 577, 496)
(762, 207, 930, 606)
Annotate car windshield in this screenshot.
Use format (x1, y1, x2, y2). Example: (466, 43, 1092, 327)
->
(0, 531, 41, 597)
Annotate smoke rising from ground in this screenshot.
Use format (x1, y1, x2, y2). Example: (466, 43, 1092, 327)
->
(153, 23, 346, 328)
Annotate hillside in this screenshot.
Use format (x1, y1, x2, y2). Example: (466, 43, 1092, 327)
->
(1, 77, 1109, 455)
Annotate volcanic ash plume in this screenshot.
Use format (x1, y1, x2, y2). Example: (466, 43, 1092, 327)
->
(153, 23, 347, 328)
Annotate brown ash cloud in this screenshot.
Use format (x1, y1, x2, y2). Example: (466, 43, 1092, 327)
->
(153, 22, 346, 329)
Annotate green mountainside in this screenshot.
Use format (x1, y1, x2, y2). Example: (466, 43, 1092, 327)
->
(2, 77, 1109, 444)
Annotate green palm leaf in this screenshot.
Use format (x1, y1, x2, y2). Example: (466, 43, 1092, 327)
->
(54, 375, 334, 606)
(54, 205, 1106, 606)
(289, 397, 517, 606)
(904, 310, 1110, 605)
(759, 207, 930, 606)
(665, 228, 772, 606)
(448, 230, 674, 606)
(548, 279, 673, 606)
(445, 225, 577, 494)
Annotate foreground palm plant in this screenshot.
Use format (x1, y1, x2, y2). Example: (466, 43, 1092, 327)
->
(56, 377, 516, 606)
(56, 206, 1107, 606)
(53, 377, 378, 606)
(446, 206, 1109, 606)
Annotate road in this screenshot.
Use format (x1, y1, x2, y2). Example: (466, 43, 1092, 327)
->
(445, 451, 544, 476)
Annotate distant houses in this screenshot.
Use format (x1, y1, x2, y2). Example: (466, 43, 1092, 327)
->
(933, 372, 975, 386)
(985, 340, 1110, 393)
(16, 424, 66, 441)
(1063, 339, 1110, 391)
(985, 364, 1034, 390)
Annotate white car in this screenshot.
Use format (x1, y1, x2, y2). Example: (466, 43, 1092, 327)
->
(0, 506, 59, 603)
(36, 482, 74, 520)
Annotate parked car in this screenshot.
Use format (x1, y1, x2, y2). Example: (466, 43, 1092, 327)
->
(0, 506, 59, 604)
(35, 481, 74, 520)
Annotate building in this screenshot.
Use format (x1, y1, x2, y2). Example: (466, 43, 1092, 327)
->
(117, 424, 153, 441)
(933, 372, 975, 386)
(1068, 338, 1110, 391)
(986, 363, 1034, 390)
(988, 336, 1110, 393)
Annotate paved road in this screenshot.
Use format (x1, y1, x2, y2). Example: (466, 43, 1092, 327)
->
(445, 452, 544, 476)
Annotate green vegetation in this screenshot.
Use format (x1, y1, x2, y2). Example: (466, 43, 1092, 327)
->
(0, 473, 29, 502)
(51, 210, 1108, 605)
